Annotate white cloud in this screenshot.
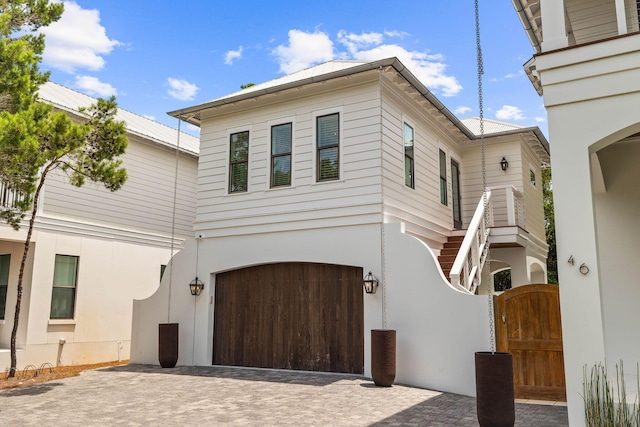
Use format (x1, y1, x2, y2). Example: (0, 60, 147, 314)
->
(490, 70, 524, 82)
(535, 116, 546, 123)
(224, 46, 243, 65)
(143, 114, 156, 121)
(272, 30, 334, 74)
(271, 29, 462, 97)
(167, 78, 199, 101)
(337, 30, 384, 54)
(496, 105, 525, 121)
(75, 76, 117, 97)
(454, 106, 472, 115)
(352, 43, 461, 96)
(41, 1, 121, 73)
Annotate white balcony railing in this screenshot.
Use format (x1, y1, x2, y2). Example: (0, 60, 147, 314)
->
(0, 180, 25, 210)
(449, 185, 525, 294)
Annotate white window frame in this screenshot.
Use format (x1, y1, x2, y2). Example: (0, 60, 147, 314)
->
(49, 254, 79, 320)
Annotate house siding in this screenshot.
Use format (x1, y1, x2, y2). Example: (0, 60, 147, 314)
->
(195, 72, 384, 237)
(379, 76, 463, 247)
(42, 134, 197, 241)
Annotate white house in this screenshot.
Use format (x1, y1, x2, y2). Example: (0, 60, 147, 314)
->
(512, 0, 640, 424)
(131, 58, 550, 397)
(0, 82, 198, 371)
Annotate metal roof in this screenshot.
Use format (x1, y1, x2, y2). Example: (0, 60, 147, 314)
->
(461, 117, 550, 166)
(38, 82, 199, 155)
(167, 57, 477, 141)
(166, 57, 548, 164)
(460, 117, 526, 135)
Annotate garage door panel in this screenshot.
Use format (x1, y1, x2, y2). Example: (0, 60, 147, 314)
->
(213, 262, 364, 374)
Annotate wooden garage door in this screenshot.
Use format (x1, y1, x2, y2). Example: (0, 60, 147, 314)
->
(213, 262, 364, 374)
(495, 284, 566, 401)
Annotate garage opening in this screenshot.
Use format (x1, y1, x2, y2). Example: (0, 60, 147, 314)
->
(213, 262, 364, 374)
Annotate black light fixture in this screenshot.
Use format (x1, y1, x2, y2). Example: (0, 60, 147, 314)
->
(363, 271, 379, 294)
(500, 157, 509, 172)
(189, 277, 204, 296)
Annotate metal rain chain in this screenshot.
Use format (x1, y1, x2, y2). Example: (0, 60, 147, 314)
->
(474, 2, 516, 425)
(475, 0, 495, 354)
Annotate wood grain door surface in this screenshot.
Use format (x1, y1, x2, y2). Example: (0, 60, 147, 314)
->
(495, 284, 566, 401)
(214, 262, 364, 374)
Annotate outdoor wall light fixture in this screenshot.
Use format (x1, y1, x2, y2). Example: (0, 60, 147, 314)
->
(500, 157, 509, 171)
(363, 271, 379, 294)
(189, 277, 204, 296)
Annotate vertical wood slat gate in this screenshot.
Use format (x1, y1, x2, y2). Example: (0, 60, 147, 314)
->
(213, 262, 364, 374)
(495, 284, 566, 401)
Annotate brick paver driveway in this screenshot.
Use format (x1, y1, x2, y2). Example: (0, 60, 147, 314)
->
(0, 364, 568, 426)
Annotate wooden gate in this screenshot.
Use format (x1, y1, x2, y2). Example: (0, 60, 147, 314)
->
(495, 284, 566, 401)
(213, 262, 364, 374)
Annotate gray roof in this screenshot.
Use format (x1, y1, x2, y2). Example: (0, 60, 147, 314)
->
(212, 60, 370, 103)
(167, 57, 548, 163)
(38, 82, 199, 155)
(168, 57, 477, 141)
(460, 117, 526, 135)
(462, 117, 550, 165)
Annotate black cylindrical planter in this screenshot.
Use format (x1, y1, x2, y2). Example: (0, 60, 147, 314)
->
(158, 323, 178, 368)
(371, 329, 396, 387)
(475, 351, 515, 427)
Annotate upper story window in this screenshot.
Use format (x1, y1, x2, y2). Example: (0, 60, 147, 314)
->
(271, 123, 292, 187)
(317, 113, 340, 181)
(530, 169, 536, 186)
(404, 123, 415, 188)
(0, 254, 10, 320)
(50, 254, 79, 319)
(229, 131, 249, 193)
(439, 149, 448, 205)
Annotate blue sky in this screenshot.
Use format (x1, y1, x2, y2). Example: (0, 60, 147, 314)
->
(38, 1, 545, 137)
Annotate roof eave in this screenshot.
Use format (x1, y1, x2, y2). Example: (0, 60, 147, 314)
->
(168, 57, 477, 140)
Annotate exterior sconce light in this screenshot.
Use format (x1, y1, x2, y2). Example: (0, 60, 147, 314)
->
(363, 271, 379, 294)
(189, 277, 204, 296)
(500, 157, 509, 172)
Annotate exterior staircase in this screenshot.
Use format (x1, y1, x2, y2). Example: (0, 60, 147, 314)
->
(438, 235, 465, 280)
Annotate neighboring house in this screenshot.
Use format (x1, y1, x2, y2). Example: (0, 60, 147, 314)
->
(0, 82, 199, 371)
(512, 1, 640, 425)
(131, 57, 549, 397)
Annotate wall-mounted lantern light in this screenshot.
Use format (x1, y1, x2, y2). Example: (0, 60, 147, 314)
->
(363, 271, 379, 294)
(189, 277, 204, 296)
(500, 157, 509, 172)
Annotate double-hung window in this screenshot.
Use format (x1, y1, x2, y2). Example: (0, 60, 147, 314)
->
(271, 123, 292, 187)
(0, 254, 10, 320)
(316, 113, 340, 181)
(50, 255, 79, 319)
(229, 131, 249, 193)
(404, 123, 415, 188)
(439, 149, 448, 205)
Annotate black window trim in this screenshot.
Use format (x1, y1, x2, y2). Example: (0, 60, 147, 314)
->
(316, 112, 340, 182)
(270, 122, 293, 188)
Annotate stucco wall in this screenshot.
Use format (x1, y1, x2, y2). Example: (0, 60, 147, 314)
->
(132, 222, 490, 396)
(0, 231, 174, 371)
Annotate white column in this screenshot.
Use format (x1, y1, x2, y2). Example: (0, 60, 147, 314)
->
(540, 0, 569, 51)
(615, 0, 628, 35)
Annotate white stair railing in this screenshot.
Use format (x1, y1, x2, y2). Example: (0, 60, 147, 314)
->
(449, 191, 491, 294)
(448, 185, 525, 294)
